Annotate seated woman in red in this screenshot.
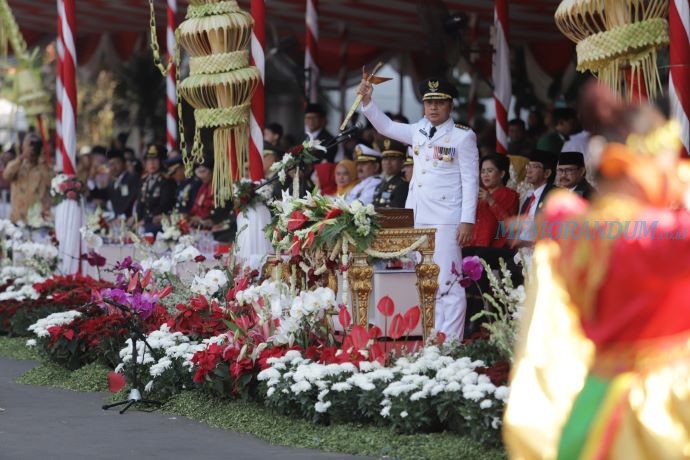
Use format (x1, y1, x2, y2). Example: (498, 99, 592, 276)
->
(189, 158, 214, 229)
(469, 154, 519, 248)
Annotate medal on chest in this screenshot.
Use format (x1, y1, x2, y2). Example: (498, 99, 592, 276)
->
(432, 146, 457, 163)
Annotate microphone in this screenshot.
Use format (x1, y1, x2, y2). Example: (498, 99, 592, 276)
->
(336, 122, 364, 139)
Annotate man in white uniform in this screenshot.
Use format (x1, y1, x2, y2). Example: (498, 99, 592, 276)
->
(358, 76, 479, 338)
(345, 144, 382, 205)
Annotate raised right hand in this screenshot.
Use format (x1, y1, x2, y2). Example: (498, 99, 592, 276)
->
(357, 78, 373, 105)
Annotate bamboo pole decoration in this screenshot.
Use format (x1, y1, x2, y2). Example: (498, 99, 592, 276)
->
(339, 62, 387, 132)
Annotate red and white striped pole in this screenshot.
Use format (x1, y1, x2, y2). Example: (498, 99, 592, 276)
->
(58, 0, 77, 174)
(670, 0, 690, 158)
(493, 0, 510, 155)
(55, 0, 64, 171)
(166, 0, 177, 154)
(467, 13, 479, 127)
(249, 0, 265, 181)
(305, 0, 319, 103)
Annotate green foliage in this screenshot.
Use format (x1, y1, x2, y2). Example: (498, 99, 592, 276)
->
(470, 258, 526, 362)
(164, 391, 506, 460)
(16, 362, 110, 392)
(0, 336, 40, 360)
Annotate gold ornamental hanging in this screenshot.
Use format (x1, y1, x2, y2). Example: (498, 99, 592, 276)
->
(176, 0, 260, 206)
(555, 0, 669, 100)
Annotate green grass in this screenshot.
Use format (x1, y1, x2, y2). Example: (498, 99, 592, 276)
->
(0, 336, 41, 360)
(0, 336, 506, 459)
(162, 392, 506, 460)
(15, 361, 111, 392)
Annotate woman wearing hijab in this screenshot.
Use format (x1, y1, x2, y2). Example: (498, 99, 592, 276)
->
(335, 159, 358, 199)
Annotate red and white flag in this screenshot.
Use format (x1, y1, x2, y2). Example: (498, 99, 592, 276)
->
(493, 0, 511, 155)
(166, 0, 177, 154)
(305, 0, 319, 103)
(670, 0, 690, 158)
(58, 0, 77, 174)
(249, 0, 266, 180)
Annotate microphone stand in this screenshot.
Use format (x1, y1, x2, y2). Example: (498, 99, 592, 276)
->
(97, 299, 162, 414)
(254, 130, 360, 193)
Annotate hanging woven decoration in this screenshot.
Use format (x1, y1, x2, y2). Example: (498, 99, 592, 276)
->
(555, 0, 669, 100)
(175, 0, 260, 206)
(0, 0, 51, 118)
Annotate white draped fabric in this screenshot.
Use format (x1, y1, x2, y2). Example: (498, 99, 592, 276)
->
(55, 199, 82, 274)
(235, 204, 273, 270)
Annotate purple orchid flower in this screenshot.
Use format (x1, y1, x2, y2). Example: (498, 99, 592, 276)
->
(461, 256, 483, 281)
(114, 256, 142, 273)
(129, 292, 158, 319)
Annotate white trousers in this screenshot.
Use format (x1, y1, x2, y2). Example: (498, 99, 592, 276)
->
(416, 223, 466, 340)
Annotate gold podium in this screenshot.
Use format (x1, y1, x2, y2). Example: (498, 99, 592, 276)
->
(349, 228, 439, 340)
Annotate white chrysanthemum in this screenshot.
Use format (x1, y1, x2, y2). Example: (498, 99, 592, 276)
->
(290, 380, 312, 394)
(400, 411, 408, 418)
(28, 310, 82, 337)
(314, 401, 331, 413)
(479, 399, 493, 409)
(494, 386, 510, 401)
(331, 382, 352, 392)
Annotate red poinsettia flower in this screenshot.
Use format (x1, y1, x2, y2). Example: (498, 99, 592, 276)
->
(287, 210, 309, 232)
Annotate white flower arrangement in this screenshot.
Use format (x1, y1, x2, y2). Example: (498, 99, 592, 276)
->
(258, 345, 508, 439)
(80, 226, 103, 249)
(171, 244, 201, 264)
(271, 287, 337, 347)
(471, 258, 527, 361)
(0, 219, 22, 240)
(9, 241, 58, 262)
(190, 269, 229, 297)
(50, 174, 68, 197)
(28, 310, 82, 338)
(116, 324, 205, 395)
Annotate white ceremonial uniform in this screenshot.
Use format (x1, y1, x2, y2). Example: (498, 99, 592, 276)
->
(345, 175, 382, 205)
(361, 100, 479, 338)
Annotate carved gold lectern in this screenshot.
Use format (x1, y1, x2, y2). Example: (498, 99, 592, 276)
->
(349, 228, 439, 340)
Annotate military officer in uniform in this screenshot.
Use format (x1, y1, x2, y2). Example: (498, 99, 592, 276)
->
(359, 76, 479, 339)
(345, 144, 382, 205)
(92, 149, 140, 218)
(165, 156, 201, 215)
(372, 138, 409, 208)
(402, 154, 414, 182)
(136, 144, 176, 234)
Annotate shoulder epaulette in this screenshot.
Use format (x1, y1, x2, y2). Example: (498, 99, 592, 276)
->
(455, 123, 470, 131)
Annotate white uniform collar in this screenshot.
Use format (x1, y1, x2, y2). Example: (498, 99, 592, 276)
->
(423, 117, 454, 143)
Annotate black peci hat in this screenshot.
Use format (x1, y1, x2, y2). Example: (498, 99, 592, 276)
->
(418, 77, 458, 101)
(106, 149, 125, 161)
(558, 151, 585, 167)
(529, 149, 557, 170)
(304, 103, 326, 116)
